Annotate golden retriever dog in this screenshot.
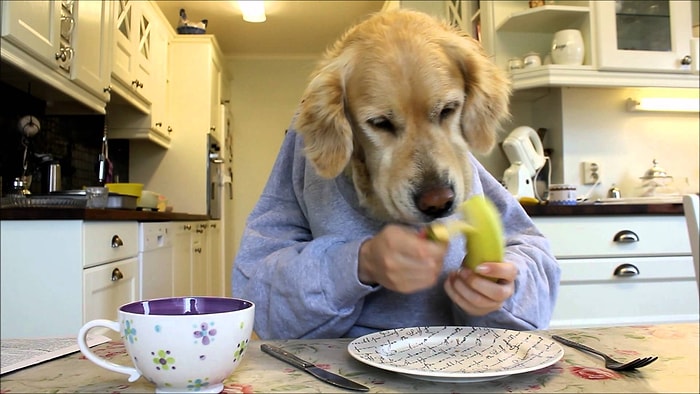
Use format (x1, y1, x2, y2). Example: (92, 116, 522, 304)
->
(294, 9, 511, 224)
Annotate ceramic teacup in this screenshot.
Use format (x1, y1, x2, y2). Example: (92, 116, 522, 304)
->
(78, 296, 255, 393)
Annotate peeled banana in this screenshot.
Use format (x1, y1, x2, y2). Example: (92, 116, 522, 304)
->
(424, 195, 505, 270)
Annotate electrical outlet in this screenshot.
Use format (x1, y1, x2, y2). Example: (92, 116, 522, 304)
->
(582, 161, 599, 185)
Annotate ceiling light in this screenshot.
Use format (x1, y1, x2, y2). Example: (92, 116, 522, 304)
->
(626, 97, 699, 113)
(238, 1, 266, 23)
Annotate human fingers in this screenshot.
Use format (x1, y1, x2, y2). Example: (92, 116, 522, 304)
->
(473, 261, 518, 283)
(444, 266, 515, 315)
(359, 225, 446, 292)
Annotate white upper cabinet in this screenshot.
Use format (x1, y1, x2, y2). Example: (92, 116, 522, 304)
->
(462, 0, 698, 90)
(0, 0, 111, 113)
(593, 0, 693, 73)
(71, 0, 113, 102)
(1, 1, 62, 67)
(107, 1, 172, 148)
(111, 0, 156, 113)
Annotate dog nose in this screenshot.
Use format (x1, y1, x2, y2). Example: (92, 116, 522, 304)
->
(415, 186, 455, 219)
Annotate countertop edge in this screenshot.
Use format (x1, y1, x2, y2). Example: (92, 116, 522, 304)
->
(1, 203, 684, 221)
(0, 207, 210, 221)
(523, 202, 684, 216)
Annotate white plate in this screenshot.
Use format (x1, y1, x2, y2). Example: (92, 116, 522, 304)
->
(347, 326, 564, 383)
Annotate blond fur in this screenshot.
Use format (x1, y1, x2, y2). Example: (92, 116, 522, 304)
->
(294, 9, 511, 224)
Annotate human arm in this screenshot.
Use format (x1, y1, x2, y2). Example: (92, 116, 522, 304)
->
(232, 131, 380, 339)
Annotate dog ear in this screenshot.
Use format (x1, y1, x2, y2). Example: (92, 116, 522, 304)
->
(439, 30, 512, 153)
(294, 61, 354, 179)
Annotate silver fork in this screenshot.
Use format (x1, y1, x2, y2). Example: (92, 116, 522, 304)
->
(552, 335, 658, 371)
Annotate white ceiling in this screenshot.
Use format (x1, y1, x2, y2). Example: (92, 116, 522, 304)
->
(153, 1, 387, 57)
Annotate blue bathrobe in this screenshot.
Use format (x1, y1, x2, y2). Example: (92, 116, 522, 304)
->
(232, 128, 560, 339)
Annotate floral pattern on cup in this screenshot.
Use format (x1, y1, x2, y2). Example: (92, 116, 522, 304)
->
(194, 322, 217, 345)
(78, 297, 255, 393)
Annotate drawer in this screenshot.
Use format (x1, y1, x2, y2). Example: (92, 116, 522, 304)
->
(83, 257, 139, 324)
(551, 256, 699, 328)
(533, 216, 691, 258)
(558, 256, 696, 282)
(83, 222, 138, 268)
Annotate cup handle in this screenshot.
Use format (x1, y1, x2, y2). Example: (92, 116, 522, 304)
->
(77, 319, 141, 382)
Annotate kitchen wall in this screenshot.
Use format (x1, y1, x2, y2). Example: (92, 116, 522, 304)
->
(478, 86, 700, 201)
(226, 56, 318, 256)
(224, 69, 699, 263)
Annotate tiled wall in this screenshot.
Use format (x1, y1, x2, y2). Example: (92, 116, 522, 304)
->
(0, 82, 129, 196)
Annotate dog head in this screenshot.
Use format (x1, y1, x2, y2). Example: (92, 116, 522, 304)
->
(295, 9, 511, 224)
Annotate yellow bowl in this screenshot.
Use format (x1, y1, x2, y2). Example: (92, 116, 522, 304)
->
(105, 183, 143, 198)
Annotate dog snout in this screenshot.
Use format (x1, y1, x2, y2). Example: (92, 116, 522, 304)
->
(414, 186, 455, 219)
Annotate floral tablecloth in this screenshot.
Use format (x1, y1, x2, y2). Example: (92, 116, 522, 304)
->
(1, 322, 698, 393)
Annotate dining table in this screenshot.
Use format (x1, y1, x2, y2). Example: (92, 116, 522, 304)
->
(1, 322, 697, 393)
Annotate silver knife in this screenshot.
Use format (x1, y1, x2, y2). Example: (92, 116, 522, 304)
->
(260, 344, 369, 392)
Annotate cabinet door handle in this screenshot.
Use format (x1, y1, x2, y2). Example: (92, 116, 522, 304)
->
(111, 235, 124, 248)
(613, 263, 640, 277)
(613, 230, 639, 243)
(681, 55, 692, 66)
(111, 268, 124, 281)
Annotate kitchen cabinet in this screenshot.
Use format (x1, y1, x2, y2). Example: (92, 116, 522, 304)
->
(172, 220, 212, 297)
(108, 1, 172, 148)
(0, 0, 111, 113)
(191, 221, 209, 296)
(110, 0, 158, 114)
(208, 220, 224, 296)
(593, 0, 693, 73)
(1, 1, 62, 69)
(461, 0, 698, 90)
(136, 35, 225, 216)
(533, 215, 699, 328)
(172, 221, 194, 297)
(83, 257, 138, 338)
(71, 0, 113, 103)
(0, 220, 139, 339)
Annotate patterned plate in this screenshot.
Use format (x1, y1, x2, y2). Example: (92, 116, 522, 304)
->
(347, 326, 563, 383)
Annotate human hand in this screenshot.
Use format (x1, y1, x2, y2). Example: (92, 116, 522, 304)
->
(358, 224, 448, 293)
(443, 262, 517, 316)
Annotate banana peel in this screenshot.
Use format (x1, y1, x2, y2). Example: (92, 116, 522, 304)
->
(518, 196, 540, 206)
(424, 195, 505, 272)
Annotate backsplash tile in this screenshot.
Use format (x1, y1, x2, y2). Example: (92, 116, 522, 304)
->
(0, 82, 129, 196)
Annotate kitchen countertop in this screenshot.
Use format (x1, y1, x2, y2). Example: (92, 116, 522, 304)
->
(522, 202, 684, 216)
(0, 207, 210, 221)
(3, 202, 683, 221)
(1, 322, 697, 393)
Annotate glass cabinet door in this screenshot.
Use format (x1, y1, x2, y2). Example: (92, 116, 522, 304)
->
(593, 0, 693, 73)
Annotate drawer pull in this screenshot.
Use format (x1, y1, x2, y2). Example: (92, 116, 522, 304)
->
(111, 268, 124, 281)
(613, 264, 640, 277)
(613, 230, 639, 243)
(111, 235, 124, 248)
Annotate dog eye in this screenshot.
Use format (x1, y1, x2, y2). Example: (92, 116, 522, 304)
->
(439, 105, 457, 122)
(368, 116, 396, 133)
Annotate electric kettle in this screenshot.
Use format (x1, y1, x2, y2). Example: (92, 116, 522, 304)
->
(502, 126, 546, 199)
(503, 126, 545, 177)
